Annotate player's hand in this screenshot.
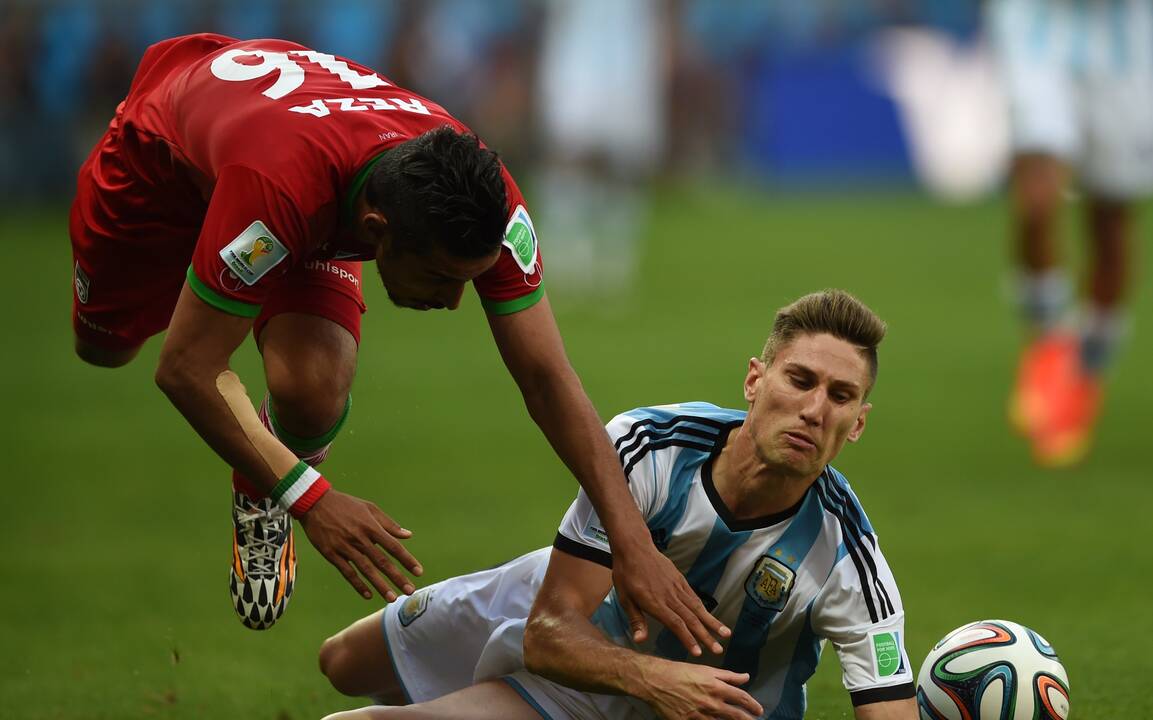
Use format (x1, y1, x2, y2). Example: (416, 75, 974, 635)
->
(639, 661, 763, 720)
(613, 540, 730, 656)
(298, 490, 423, 601)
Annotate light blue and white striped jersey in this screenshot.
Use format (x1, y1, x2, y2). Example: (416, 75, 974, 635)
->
(989, 0, 1153, 77)
(987, 0, 1153, 196)
(554, 403, 914, 718)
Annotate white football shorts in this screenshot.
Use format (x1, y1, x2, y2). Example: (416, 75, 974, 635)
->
(504, 669, 655, 720)
(988, 0, 1153, 197)
(382, 546, 653, 719)
(382, 547, 551, 702)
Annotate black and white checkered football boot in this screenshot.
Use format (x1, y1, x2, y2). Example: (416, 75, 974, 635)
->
(230, 491, 296, 630)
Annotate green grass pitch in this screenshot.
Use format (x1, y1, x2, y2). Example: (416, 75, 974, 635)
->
(2, 186, 1149, 718)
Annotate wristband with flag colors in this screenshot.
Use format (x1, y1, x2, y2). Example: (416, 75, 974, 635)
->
(271, 461, 332, 517)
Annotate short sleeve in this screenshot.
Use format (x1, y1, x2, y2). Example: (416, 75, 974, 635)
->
(188, 165, 311, 317)
(811, 535, 916, 706)
(553, 412, 664, 567)
(474, 167, 544, 315)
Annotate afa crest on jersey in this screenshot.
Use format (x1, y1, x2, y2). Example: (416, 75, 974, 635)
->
(745, 555, 796, 611)
(398, 588, 433, 627)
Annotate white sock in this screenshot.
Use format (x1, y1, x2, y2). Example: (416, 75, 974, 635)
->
(1018, 269, 1071, 334)
(1078, 305, 1128, 374)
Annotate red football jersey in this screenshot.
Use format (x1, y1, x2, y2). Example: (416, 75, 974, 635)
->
(109, 33, 543, 316)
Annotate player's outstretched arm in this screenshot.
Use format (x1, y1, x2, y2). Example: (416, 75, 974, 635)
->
(487, 295, 728, 655)
(853, 698, 917, 719)
(157, 283, 420, 601)
(524, 549, 762, 720)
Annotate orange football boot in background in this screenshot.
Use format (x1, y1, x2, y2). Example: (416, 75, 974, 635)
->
(1030, 371, 1102, 468)
(1009, 334, 1079, 437)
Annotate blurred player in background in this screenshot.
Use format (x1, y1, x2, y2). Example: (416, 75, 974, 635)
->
(319, 290, 917, 720)
(989, 0, 1153, 466)
(69, 33, 727, 645)
(533, 0, 671, 299)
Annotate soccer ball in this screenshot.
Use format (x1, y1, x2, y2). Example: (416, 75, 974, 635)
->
(917, 619, 1070, 719)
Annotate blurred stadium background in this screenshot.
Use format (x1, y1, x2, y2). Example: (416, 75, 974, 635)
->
(2, 1, 1150, 718)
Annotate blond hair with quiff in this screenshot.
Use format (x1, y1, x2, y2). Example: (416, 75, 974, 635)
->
(761, 290, 887, 394)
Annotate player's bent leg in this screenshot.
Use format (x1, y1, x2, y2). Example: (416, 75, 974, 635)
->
(230, 312, 360, 629)
(229, 314, 357, 629)
(324, 681, 544, 720)
(319, 610, 406, 703)
(259, 311, 358, 441)
(74, 337, 141, 368)
(229, 263, 365, 629)
(70, 133, 195, 372)
(255, 259, 364, 461)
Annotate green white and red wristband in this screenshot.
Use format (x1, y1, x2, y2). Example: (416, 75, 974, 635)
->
(271, 461, 332, 518)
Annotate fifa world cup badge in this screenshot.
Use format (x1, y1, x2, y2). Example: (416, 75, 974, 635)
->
(745, 555, 796, 611)
(219, 220, 289, 286)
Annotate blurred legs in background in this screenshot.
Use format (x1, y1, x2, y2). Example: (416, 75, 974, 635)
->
(534, 0, 670, 301)
(1006, 154, 1097, 467)
(991, 0, 1153, 466)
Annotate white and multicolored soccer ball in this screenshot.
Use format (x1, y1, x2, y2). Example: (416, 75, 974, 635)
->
(917, 619, 1071, 720)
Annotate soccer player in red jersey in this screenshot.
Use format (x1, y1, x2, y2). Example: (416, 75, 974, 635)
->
(70, 34, 728, 647)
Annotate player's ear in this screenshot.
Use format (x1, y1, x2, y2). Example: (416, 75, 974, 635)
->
(355, 185, 391, 246)
(362, 210, 390, 247)
(847, 402, 871, 443)
(743, 358, 764, 403)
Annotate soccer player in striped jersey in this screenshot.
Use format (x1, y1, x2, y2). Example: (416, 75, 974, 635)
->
(320, 290, 916, 720)
(989, 0, 1153, 465)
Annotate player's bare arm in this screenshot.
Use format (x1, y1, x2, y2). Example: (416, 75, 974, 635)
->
(523, 549, 763, 720)
(156, 283, 420, 601)
(486, 295, 728, 655)
(853, 697, 918, 720)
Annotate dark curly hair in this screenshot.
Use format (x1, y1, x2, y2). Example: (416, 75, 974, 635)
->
(364, 126, 509, 259)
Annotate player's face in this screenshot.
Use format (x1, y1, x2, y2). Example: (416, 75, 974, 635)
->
(742, 333, 872, 479)
(375, 244, 500, 311)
